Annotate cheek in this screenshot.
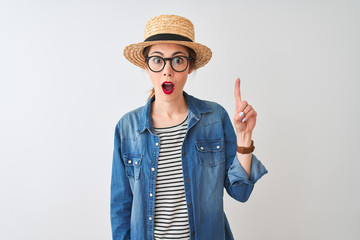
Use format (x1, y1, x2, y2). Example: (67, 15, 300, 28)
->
(176, 76, 188, 89)
(180, 72, 189, 82)
(148, 73, 161, 88)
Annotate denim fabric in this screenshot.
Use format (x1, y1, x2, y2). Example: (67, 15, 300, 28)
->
(111, 92, 268, 240)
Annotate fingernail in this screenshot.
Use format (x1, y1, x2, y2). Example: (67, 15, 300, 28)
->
(242, 117, 246, 122)
(239, 112, 244, 117)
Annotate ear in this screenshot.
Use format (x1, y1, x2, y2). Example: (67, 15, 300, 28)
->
(144, 62, 150, 73)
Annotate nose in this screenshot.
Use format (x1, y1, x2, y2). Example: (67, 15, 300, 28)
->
(162, 59, 173, 76)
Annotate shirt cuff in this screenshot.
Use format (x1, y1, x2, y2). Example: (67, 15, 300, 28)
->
(228, 154, 268, 186)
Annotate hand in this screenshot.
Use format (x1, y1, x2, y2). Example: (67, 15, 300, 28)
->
(234, 78, 257, 134)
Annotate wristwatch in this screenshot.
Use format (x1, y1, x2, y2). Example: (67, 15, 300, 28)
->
(237, 140, 255, 154)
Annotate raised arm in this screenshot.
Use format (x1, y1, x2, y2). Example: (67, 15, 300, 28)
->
(233, 78, 257, 177)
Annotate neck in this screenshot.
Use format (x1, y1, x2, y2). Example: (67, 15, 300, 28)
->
(151, 92, 188, 128)
(152, 93, 187, 117)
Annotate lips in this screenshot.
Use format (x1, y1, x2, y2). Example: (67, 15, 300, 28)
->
(162, 81, 175, 94)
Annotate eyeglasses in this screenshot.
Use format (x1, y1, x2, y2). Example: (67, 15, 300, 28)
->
(146, 56, 191, 72)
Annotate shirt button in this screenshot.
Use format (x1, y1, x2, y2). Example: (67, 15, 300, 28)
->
(183, 151, 187, 155)
(127, 160, 132, 164)
(155, 142, 159, 146)
(217, 145, 220, 149)
(186, 179, 190, 183)
(149, 217, 152, 221)
(192, 231, 195, 235)
(189, 203, 192, 207)
(200, 146, 204, 150)
(151, 168, 155, 171)
(135, 161, 138, 165)
(150, 193, 153, 197)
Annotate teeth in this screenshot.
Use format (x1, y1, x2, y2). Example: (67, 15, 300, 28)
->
(162, 83, 174, 87)
(162, 82, 174, 92)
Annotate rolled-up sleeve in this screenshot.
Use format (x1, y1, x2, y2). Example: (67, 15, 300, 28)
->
(228, 154, 268, 186)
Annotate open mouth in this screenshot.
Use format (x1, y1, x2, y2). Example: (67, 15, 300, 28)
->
(162, 82, 175, 94)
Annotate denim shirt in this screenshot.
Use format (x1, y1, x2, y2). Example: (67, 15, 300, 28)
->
(111, 92, 268, 240)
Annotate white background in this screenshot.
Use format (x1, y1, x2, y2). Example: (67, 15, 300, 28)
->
(1, 0, 359, 239)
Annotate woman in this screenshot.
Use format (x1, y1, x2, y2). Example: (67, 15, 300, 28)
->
(111, 15, 267, 240)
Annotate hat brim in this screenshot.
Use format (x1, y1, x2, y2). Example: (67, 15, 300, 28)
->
(123, 40, 212, 70)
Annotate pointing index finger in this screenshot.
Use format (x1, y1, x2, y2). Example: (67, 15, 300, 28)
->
(234, 78, 242, 103)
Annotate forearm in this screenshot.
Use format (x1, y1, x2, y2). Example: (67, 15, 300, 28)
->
(236, 131, 253, 178)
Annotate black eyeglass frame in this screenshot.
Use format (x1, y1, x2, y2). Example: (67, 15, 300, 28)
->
(145, 56, 192, 73)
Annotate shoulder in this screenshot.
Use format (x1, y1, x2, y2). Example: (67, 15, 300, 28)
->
(120, 106, 143, 122)
(186, 93, 227, 116)
(115, 105, 144, 130)
(113, 105, 147, 141)
(203, 99, 226, 113)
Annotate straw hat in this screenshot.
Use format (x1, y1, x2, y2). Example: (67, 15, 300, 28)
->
(123, 15, 212, 70)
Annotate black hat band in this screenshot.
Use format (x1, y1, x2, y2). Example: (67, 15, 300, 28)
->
(144, 33, 193, 42)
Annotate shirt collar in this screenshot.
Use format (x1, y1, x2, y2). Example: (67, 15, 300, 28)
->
(138, 91, 212, 133)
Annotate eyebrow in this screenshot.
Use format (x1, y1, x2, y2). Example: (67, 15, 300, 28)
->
(149, 51, 187, 56)
(172, 51, 187, 56)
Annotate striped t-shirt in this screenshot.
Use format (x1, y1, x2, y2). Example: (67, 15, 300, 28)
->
(154, 116, 190, 240)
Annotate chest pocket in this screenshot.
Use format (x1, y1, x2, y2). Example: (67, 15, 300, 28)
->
(195, 139, 225, 167)
(123, 155, 142, 180)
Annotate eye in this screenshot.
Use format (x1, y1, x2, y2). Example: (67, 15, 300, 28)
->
(173, 56, 184, 65)
(151, 57, 163, 64)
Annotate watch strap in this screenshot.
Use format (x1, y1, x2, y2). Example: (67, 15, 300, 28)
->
(237, 140, 255, 154)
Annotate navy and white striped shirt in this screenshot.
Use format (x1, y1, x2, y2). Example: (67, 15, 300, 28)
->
(154, 117, 189, 240)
